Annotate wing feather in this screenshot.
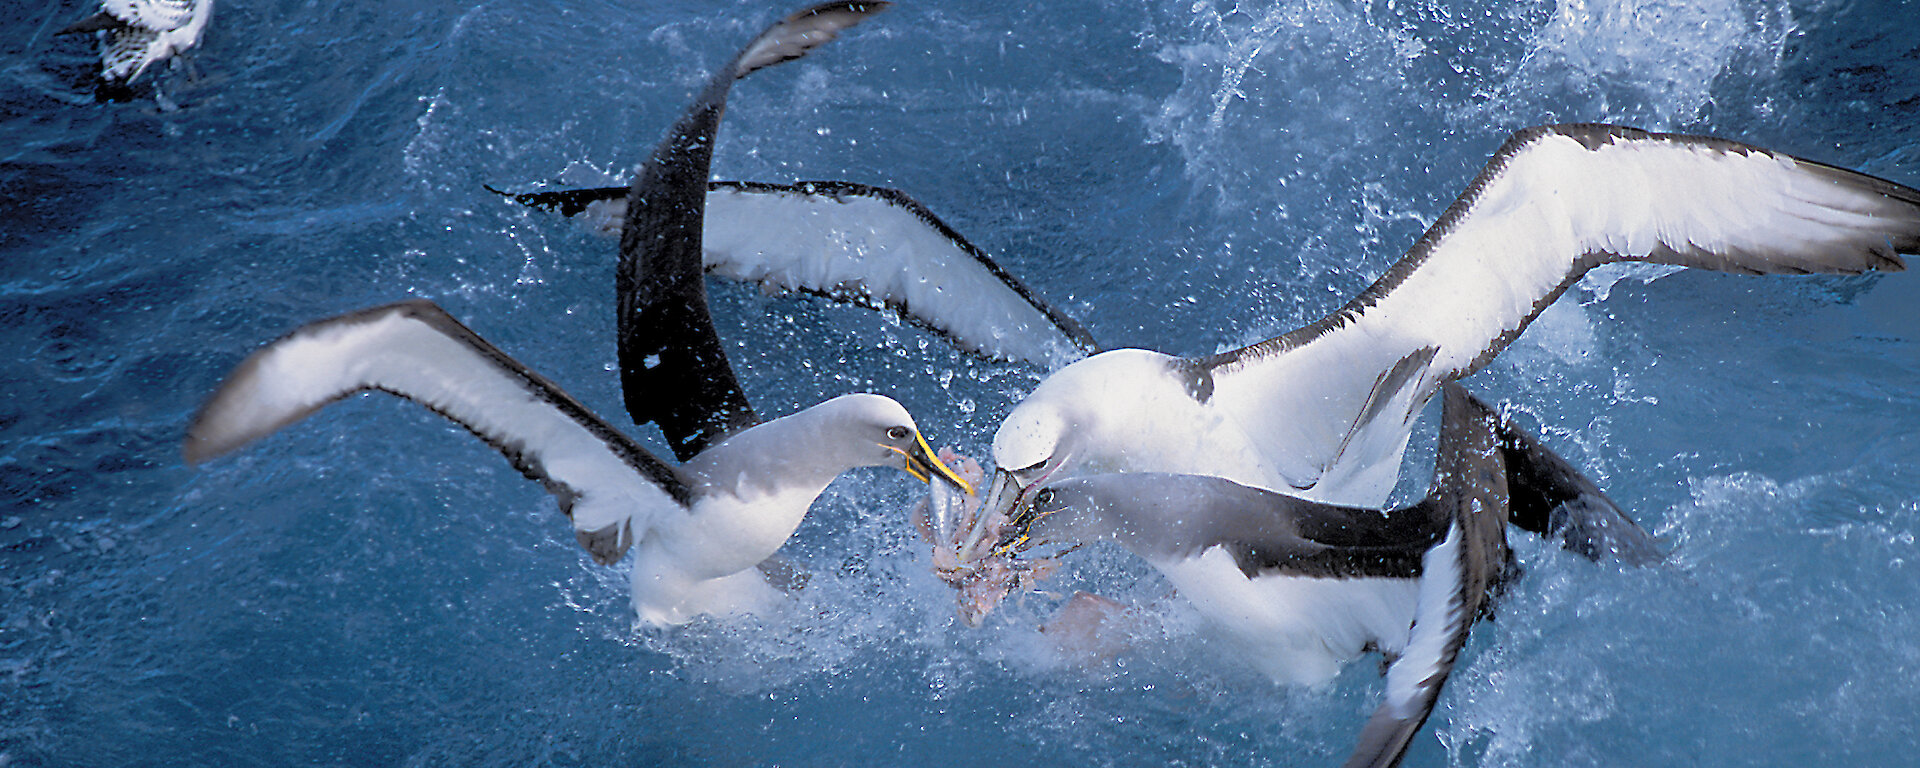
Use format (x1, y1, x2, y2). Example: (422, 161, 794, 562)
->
(184, 300, 688, 565)
(705, 181, 1098, 367)
(1045, 472, 1440, 580)
(1201, 123, 1919, 505)
(1344, 385, 1510, 768)
(100, 0, 194, 31)
(733, 1, 892, 78)
(617, 2, 889, 461)
(1495, 408, 1663, 566)
(501, 180, 1098, 368)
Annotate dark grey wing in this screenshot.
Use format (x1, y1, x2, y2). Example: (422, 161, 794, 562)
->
(497, 180, 1099, 368)
(1195, 123, 1918, 500)
(1035, 473, 1439, 580)
(1494, 409, 1664, 566)
(184, 300, 692, 566)
(1345, 384, 1511, 768)
(617, 2, 889, 462)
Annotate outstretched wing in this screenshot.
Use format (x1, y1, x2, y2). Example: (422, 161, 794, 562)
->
(1344, 385, 1511, 768)
(498, 180, 1098, 368)
(1197, 123, 1919, 503)
(184, 300, 689, 566)
(618, 1, 890, 462)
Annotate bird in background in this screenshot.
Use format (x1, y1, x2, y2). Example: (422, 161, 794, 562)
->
(62, 0, 213, 87)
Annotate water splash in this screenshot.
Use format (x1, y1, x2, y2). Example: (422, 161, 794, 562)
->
(1458, 0, 1795, 129)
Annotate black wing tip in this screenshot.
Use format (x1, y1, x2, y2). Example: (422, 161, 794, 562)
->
(487, 184, 626, 218)
(789, 1, 895, 25)
(811, 1, 894, 12)
(180, 430, 226, 466)
(182, 300, 454, 464)
(1341, 704, 1427, 768)
(1487, 398, 1671, 566)
(1549, 496, 1666, 566)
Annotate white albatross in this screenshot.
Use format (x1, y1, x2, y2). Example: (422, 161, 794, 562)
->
(183, 1, 972, 626)
(61, 0, 213, 85)
(962, 124, 1920, 543)
(183, 300, 969, 625)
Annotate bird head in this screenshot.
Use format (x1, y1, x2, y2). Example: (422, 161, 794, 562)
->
(829, 394, 974, 496)
(948, 399, 1076, 560)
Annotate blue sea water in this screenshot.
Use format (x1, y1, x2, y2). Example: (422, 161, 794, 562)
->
(5, 0, 1919, 765)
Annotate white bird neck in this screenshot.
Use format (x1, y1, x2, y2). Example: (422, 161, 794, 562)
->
(682, 402, 870, 501)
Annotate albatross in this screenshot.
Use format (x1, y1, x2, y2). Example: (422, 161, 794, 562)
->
(182, 300, 967, 625)
(994, 383, 1513, 768)
(184, 1, 973, 626)
(964, 125, 1920, 546)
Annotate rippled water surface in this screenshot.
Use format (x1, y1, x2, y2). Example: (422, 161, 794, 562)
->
(5, 0, 1919, 765)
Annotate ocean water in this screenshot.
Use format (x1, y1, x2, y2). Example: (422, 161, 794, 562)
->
(4, 0, 1918, 765)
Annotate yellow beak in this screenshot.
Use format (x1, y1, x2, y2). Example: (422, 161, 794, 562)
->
(885, 431, 975, 497)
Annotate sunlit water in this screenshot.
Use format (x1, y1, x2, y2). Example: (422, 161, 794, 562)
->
(4, 0, 1918, 765)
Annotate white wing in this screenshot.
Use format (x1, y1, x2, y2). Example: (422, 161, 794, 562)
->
(705, 181, 1096, 367)
(184, 299, 688, 565)
(1202, 123, 1919, 503)
(497, 181, 1099, 368)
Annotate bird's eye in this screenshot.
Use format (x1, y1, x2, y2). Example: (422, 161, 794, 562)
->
(886, 426, 910, 441)
(1034, 488, 1056, 507)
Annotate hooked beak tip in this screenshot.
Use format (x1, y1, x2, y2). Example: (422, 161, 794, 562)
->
(955, 469, 1023, 562)
(885, 438, 975, 497)
(909, 433, 974, 497)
